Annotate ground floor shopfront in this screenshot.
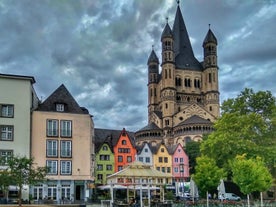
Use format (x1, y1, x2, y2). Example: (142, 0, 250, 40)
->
(30, 180, 93, 204)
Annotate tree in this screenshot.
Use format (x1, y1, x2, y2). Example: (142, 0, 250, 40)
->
(200, 88, 276, 177)
(0, 170, 13, 203)
(230, 154, 273, 207)
(193, 156, 225, 207)
(185, 140, 201, 174)
(4, 156, 48, 206)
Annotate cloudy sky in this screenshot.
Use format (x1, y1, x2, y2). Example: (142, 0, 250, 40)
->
(0, 0, 275, 132)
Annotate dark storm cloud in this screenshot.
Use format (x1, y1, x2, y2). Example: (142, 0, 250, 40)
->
(0, 0, 275, 131)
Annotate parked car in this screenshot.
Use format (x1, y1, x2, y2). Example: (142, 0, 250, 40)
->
(178, 192, 191, 200)
(219, 193, 241, 201)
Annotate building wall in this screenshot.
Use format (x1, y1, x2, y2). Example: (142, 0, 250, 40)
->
(153, 144, 172, 177)
(95, 143, 114, 185)
(172, 144, 189, 181)
(32, 111, 92, 180)
(0, 76, 37, 159)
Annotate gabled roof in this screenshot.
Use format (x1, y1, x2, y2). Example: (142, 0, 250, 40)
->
(37, 84, 88, 114)
(176, 115, 212, 127)
(94, 128, 135, 153)
(172, 5, 203, 71)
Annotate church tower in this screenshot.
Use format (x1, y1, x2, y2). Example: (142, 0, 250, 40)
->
(135, 2, 220, 147)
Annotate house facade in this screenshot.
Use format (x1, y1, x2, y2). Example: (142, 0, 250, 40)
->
(0, 74, 38, 162)
(114, 128, 136, 172)
(31, 84, 94, 203)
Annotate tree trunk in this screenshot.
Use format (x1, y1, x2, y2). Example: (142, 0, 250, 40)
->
(18, 185, 22, 207)
(260, 192, 263, 207)
(206, 191, 209, 207)
(247, 194, 250, 207)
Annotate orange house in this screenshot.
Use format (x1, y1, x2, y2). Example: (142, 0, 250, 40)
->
(114, 128, 136, 172)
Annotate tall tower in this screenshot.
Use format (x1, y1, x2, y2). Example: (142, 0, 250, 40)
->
(160, 19, 175, 136)
(203, 26, 220, 118)
(135, 2, 220, 147)
(147, 48, 159, 118)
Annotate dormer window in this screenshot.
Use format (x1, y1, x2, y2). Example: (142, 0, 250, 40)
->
(56, 104, 64, 112)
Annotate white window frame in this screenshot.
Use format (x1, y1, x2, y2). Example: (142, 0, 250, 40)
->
(46, 140, 58, 157)
(47, 120, 58, 137)
(60, 120, 72, 137)
(46, 160, 58, 175)
(60, 141, 72, 157)
(0, 150, 13, 165)
(56, 104, 64, 112)
(47, 185, 57, 200)
(60, 161, 72, 175)
(1, 104, 14, 117)
(0, 125, 14, 141)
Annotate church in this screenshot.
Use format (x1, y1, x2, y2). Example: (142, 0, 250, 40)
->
(135, 2, 219, 147)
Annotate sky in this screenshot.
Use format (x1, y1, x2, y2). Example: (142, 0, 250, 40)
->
(0, 0, 275, 132)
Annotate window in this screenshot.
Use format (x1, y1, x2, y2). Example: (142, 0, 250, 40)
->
(161, 148, 165, 153)
(47, 120, 58, 137)
(56, 104, 64, 112)
(174, 158, 178, 163)
(158, 157, 163, 163)
(174, 167, 178, 173)
(118, 166, 123, 171)
(162, 167, 166, 173)
(102, 146, 108, 151)
(144, 148, 148, 153)
(0, 150, 13, 165)
(0, 104, 14, 117)
(145, 157, 150, 163)
(97, 164, 103, 170)
(47, 185, 57, 200)
(164, 157, 168, 163)
(47, 140, 58, 157)
(60, 161, 72, 175)
(46, 160, 58, 175)
(33, 185, 43, 200)
(139, 157, 143, 162)
(0, 125, 14, 141)
(100, 155, 110, 161)
(106, 165, 112, 171)
(127, 156, 132, 163)
(97, 174, 103, 180)
(122, 140, 127, 145)
(180, 158, 184, 163)
(60, 120, 72, 137)
(118, 156, 123, 162)
(61, 185, 70, 199)
(60, 141, 71, 157)
(167, 167, 171, 173)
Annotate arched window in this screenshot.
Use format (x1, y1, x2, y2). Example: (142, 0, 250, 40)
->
(122, 140, 127, 145)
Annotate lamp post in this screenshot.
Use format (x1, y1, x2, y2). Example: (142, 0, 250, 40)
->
(179, 163, 184, 197)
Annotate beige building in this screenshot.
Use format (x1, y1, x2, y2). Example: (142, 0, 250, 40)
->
(135, 3, 219, 146)
(31, 84, 94, 203)
(0, 73, 38, 162)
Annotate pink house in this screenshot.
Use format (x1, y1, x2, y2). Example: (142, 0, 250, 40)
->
(171, 143, 189, 182)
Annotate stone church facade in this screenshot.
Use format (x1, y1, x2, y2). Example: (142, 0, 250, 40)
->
(135, 3, 219, 147)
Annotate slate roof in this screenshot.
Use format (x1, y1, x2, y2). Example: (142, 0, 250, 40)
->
(176, 115, 212, 127)
(147, 49, 159, 65)
(37, 84, 89, 114)
(94, 128, 135, 153)
(136, 122, 161, 132)
(203, 28, 217, 46)
(161, 22, 173, 40)
(172, 5, 203, 71)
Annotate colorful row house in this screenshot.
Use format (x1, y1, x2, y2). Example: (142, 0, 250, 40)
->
(95, 128, 189, 187)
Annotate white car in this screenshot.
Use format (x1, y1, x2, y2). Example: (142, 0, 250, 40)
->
(219, 193, 241, 201)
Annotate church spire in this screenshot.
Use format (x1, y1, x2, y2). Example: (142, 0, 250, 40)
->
(172, 3, 202, 70)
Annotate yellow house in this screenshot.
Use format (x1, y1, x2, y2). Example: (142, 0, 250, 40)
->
(31, 84, 94, 203)
(152, 143, 173, 184)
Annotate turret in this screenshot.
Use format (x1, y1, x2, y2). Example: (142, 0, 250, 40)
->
(147, 48, 159, 120)
(203, 26, 220, 118)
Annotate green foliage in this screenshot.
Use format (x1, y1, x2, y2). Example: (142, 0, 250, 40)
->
(230, 154, 273, 195)
(201, 88, 276, 177)
(185, 141, 201, 174)
(193, 156, 225, 196)
(3, 155, 48, 206)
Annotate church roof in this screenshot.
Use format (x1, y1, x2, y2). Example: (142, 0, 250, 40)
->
(136, 122, 161, 132)
(172, 5, 203, 71)
(37, 84, 89, 114)
(176, 115, 212, 127)
(161, 22, 173, 40)
(147, 49, 159, 65)
(203, 28, 217, 46)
